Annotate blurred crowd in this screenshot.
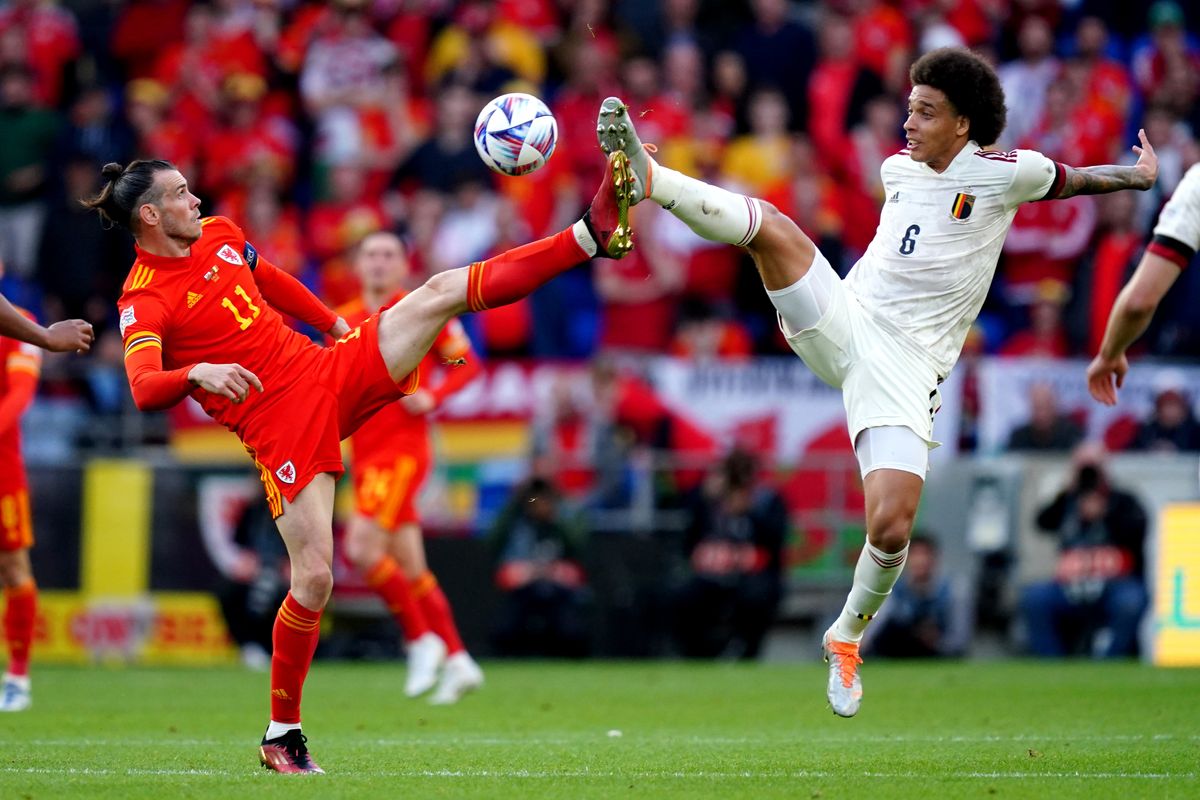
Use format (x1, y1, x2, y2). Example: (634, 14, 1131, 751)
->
(1, 0, 1198, 387)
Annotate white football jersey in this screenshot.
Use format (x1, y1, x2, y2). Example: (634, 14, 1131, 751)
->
(1152, 163, 1200, 256)
(844, 142, 1061, 376)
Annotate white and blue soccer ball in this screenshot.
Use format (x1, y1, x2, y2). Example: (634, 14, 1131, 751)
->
(473, 92, 558, 177)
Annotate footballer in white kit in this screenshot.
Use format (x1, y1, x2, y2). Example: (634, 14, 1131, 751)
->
(1088, 163, 1199, 406)
(595, 46, 1158, 717)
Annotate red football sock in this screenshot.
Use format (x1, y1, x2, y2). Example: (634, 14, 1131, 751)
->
(270, 592, 322, 724)
(4, 580, 36, 677)
(412, 571, 464, 655)
(466, 228, 588, 312)
(364, 556, 431, 642)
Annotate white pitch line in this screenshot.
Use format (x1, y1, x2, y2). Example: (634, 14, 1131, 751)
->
(0, 766, 1194, 781)
(2, 733, 1196, 748)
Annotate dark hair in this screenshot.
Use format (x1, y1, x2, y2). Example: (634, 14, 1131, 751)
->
(907, 532, 938, 553)
(721, 448, 758, 491)
(909, 48, 1007, 147)
(80, 159, 176, 231)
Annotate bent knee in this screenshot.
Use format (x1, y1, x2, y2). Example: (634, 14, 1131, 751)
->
(293, 562, 334, 606)
(866, 508, 917, 553)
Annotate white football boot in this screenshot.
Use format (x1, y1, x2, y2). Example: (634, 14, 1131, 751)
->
(428, 652, 484, 706)
(404, 632, 446, 698)
(822, 631, 863, 718)
(0, 673, 30, 712)
(596, 96, 656, 206)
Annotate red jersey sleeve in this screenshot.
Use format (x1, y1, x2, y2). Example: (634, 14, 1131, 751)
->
(427, 318, 481, 405)
(0, 335, 41, 436)
(250, 251, 339, 333)
(119, 293, 194, 412)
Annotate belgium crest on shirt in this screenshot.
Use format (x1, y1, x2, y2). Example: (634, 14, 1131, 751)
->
(950, 192, 975, 220)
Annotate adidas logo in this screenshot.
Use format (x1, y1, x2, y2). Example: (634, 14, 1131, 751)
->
(271, 688, 291, 700)
(187, 292, 202, 308)
(888, 192, 900, 203)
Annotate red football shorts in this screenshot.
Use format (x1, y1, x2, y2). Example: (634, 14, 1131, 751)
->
(352, 452, 431, 531)
(0, 486, 33, 552)
(240, 314, 420, 518)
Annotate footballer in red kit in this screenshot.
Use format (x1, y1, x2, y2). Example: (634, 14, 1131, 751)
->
(87, 152, 636, 773)
(0, 306, 42, 712)
(337, 232, 483, 705)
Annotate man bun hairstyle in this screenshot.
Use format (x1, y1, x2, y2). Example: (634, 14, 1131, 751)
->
(81, 159, 176, 231)
(909, 48, 1007, 147)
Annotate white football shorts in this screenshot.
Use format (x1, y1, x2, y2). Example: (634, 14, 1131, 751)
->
(769, 251, 943, 467)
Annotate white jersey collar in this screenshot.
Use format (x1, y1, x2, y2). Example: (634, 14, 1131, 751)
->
(919, 140, 981, 176)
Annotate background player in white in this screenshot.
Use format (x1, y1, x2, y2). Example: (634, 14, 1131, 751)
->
(1087, 163, 1198, 406)
(596, 47, 1157, 717)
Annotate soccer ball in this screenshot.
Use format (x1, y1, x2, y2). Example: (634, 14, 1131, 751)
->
(473, 93, 558, 177)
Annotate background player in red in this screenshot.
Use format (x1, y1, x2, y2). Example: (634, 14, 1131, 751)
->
(84, 154, 633, 774)
(0, 282, 41, 713)
(338, 231, 484, 705)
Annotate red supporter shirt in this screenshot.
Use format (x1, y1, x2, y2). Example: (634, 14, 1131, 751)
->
(337, 292, 479, 465)
(118, 216, 337, 433)
(0, 311, 41, 488)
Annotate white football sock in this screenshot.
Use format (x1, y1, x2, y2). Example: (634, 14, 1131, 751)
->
(265, 720, 302, 740)
(571, 219, 598, 257)
(649, 164, 763, 247)
(829, 539, 909, 643)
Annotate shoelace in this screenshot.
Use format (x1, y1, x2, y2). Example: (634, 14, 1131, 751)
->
(828, 642, 863, 689)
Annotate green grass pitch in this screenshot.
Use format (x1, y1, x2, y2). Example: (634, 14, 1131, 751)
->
(1, 660, 1197, 799)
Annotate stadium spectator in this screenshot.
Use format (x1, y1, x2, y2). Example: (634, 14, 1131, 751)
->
(0, 65, 58, 285)
(124, 78, 197, 178)
(530, 362, 632, 510)
(864, 534, 970, 658)
(200, 73, 298, 205)
(807, 13, 885, 172)
(60, 86, 131, 171)
(1006, 383, 1085, 452)
(1000, 282, 1070, 358)
(0, 0, 80, 108)
(673, 448, 787, 660)
(393, 82, 493, 195)
(1132, 1, 1200, 120)
(595, 204, 684, 353)
(424, 0, 542, 94)
(1021, 445, 1148, 657)
(1072, 17, 1133, 128)
(669, 299, 753, 362)
(721, 88, 792, 195)
(489, 476, 591, 658)
(202, 487, 289, 672)
(1130, 378, 1200, 452)
(39, 154, 132, 320)
(299, 0, 400, 172)
(735, 0, 816, 131)
(998, 17, 1059, 150)
(110, 0, 189, 80)
(1073, 191, 1144, 358)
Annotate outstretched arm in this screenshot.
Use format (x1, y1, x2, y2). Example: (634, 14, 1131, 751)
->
(1056, 130, 1157, 199)
(0, 294, 93, 352)
(1086, 252, 1182, 405)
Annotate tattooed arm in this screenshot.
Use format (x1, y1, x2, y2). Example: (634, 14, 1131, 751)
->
(1056, 129, 1157, 199)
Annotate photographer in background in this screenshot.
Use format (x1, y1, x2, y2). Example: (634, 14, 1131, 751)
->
(673, 448, 787, 660)
(864, 534, 971, 658)
(1020, 444, 1148, 657)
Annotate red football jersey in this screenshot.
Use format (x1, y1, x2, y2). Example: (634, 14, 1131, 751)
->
(0, 310, 41, 488)
(118, 216, 330, 433)
(338, 291, 474, 464)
